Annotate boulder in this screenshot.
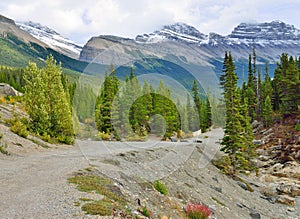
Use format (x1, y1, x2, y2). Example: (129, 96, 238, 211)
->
(0, 83, 22, 96)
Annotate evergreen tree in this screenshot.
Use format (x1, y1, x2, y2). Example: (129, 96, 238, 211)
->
(262, 95, 273, 127)
(273, 54, 300, 116)
(23, 55, 74, 144)
(256, 67, 263, 120)
(24, 62, 50, 134)
(220, 52, 255, 174)
(192, 80, 201, 130)
(95, 66, 119, 134)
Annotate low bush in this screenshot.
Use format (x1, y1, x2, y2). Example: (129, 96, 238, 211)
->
(295, 124, 300, 131)
(185, 202, 211, 219)
(0, 142, 9, 155)
(98, 132, 111, 141)
(126, 134, 147, 142)
(10, 120, 28, 138)
(212, 155, 233, 175)
(153, 180, 168, 195)
(140, 206, 152, 218)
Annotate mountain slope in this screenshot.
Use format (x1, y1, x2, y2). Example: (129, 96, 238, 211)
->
(79, 21, 300, 90)
(0, 15, 47, 47)
(0, 15, 98, 75)
(17, 21, 82, 59)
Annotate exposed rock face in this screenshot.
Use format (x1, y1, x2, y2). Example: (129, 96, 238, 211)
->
(0, 83, 22, 96)
(0, 15, 15, 25)
(229, 21, 300, 40)
(253, 115, 300, 207)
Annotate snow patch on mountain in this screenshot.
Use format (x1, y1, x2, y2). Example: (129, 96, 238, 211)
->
(136, 23, 208, 44)
(136, 21, 300, 48)
(16, 21, 82, 58)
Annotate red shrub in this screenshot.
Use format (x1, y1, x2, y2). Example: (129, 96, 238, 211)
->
(185, 201, 211, 219)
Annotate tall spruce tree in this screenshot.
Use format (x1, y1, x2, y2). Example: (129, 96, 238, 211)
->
(220, 52, 255, 174)
(95, 66, 119, 134)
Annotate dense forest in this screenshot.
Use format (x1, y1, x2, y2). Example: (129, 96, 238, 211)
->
(94, 66, 212, 140)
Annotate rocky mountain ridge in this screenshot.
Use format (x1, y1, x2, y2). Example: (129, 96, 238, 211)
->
(16, 21, 82, 59)
(136, 21, 300, 46)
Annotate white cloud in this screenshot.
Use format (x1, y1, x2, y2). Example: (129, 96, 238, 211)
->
(0, 0, 299, 44)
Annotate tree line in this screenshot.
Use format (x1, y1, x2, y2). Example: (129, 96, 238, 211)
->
(95, 66, 212, 140)
(220, 49, 300, 174)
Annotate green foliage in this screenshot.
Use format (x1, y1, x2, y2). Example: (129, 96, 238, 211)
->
(0, 66, 25, 92)
(81, 199, 113, 216)
(273, 54, 300, 116)
(213, 155, 233, 175)
(98, 132, 111, 141)
(95, 65, 119, 134)
(295, 124, 300, 131)
(68, 174, 127, 216)
(153, 180, 168, 195)
(0, 142, 9, 155)
(220, 52, 255, 174)
(10, 120, 28, 138)
(68, 175, 125, 203)
(0, 133, 9, 155)
(5, 110, 29, 138)
(141, 206, 152, 218)
(262, 95, 273, 127)
(23, 55, 74, 144)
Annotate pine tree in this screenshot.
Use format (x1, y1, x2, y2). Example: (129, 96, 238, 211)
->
(186, 94, 197, 131)
(273, 54, 300, 116)
(256, 67, 263, 120)
(262, 95, 273, 127)
(95, 66, 119, 134)
(220, 52, 255, 174)
(192, 80, 201, 130)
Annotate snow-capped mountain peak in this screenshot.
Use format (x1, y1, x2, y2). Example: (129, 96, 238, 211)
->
(16, 21, 82, 58)
(136, 22, 208, 44)
(229, 21, 300, 40)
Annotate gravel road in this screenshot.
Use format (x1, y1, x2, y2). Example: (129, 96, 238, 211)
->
(0, 128, 224, 218)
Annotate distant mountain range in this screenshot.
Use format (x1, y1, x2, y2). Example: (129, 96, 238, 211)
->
(1, 13, 300, 94)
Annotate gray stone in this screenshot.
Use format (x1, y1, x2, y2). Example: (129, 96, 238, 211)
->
(250, 209, 261, 219)
(0, 83, 22, 96)
(237, 181, 248, 191)
(253, 140, 264, 146)
(170, 137, 177, 142)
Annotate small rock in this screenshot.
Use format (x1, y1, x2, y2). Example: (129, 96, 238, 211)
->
(249, 209, 261, 219)
(258, 155, 270, 162)
(237, 181, 248, 191)
(287, 207, 295, 212)
(212, 176, 218, 183)
(236, 202, 245, 208)
(253, 140, 264, 146)
(260, 195, 276, 204)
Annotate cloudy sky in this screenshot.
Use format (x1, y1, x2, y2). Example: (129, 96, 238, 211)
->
(0, 0, 299, 44)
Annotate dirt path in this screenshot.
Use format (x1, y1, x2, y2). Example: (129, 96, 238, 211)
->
(0, 128, 224, 218)
(0, 145, 88, 218)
